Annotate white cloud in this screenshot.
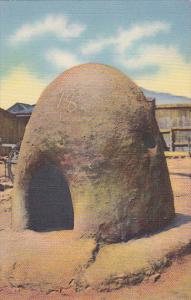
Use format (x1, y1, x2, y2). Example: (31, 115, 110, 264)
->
(46, 48, 82, 69)
(115, 22, 170, 54)
(81, 21, 170, 55)
(9, 15, 86, 44)
(81, 37, 114, 55)
(127, 45, 191, 98)
(118, 44, 182, 69)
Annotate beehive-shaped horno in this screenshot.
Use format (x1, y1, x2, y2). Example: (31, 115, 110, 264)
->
(12, 63, 175, 242)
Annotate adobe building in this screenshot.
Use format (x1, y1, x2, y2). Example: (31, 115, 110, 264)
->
(12, 63, 175, 243)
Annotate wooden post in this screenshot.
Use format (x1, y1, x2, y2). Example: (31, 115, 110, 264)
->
(188, 137, 191, 157)
(170, 128, 175, 152)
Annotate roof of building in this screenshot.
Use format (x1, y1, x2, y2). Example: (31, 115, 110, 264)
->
(7, 103, 35, 115)
(156, 104, 191, 109)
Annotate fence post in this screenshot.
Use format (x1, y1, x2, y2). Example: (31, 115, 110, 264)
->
(188, 137, 191, 157)
(170, 129, 175, 152)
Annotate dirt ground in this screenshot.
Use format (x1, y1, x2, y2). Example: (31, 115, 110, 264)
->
(0, 157, 191, 299)
(0, 253, 191, 300)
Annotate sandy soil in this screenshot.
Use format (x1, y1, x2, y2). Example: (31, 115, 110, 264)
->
(0, 253, 191, 299)
(0, 157, 191, 299)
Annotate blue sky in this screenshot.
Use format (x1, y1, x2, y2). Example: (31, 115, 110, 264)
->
(0, 0, 191, 108)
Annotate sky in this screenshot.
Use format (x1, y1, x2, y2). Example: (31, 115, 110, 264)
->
(0, 0, 191, 109)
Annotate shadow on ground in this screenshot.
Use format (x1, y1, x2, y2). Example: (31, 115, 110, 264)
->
(170, 172, 191, 178)
(166, 213, 191, 228)
(141, 213, 191, 239)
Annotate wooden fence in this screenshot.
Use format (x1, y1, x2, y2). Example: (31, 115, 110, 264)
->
(160, 127, 191, 152)
(155, 104, 191, 152)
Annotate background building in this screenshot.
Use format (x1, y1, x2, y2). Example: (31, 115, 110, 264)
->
(1, 101, 191, 155)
